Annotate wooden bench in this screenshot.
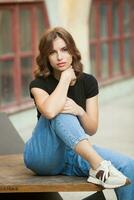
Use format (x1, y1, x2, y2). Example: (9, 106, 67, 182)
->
(0, 154, 102, 193)
(0, 112, 104, 199)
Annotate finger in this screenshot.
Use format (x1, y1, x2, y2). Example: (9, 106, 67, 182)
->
(66, 97, 71, 101)
(61, 110, 72, 114)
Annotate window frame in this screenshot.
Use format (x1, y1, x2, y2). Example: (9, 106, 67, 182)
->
(89, 0, 134, 85)
(0, 0, 49, 113)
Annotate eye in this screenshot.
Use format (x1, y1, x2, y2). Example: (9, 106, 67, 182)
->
(62, 47, 68, 52)
(49, 50, 56, 55)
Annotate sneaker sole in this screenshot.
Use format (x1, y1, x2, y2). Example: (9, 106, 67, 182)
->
(87, 176, 126, 189)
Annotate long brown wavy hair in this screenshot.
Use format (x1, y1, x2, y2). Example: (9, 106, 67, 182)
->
(35, 27, 83, 78)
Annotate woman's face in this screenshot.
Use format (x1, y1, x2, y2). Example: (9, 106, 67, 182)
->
(48, 37, 73, 72)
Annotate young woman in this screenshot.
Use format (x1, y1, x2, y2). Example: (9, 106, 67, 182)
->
(24, 27, 134, 200)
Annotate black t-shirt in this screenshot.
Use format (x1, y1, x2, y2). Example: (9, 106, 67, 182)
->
(30, 72, 99, 119)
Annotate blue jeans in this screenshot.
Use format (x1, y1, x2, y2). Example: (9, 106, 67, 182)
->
(24, 114, 134, 200)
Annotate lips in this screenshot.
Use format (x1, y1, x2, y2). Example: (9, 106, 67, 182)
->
(57, 62, 66, 66)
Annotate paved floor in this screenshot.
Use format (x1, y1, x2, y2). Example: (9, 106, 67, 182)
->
(92, 91, 134, 158)
(9, 80, 134, 200)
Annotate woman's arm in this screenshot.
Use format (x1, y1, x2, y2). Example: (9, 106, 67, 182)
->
(61, 95, 99, 135)
(31, 67, 76, 119)
(78, 95, 99, 135)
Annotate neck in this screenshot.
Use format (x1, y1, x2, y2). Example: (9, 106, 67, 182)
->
(53, 70, 61, 80)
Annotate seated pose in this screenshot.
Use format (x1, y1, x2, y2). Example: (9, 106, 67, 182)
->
(24, 27, 134, 200)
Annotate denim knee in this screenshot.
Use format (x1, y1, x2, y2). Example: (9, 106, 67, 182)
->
(50, 114, 89, 149)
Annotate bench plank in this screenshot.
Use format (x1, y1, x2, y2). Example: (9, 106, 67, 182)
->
(0, 154, 103, 193)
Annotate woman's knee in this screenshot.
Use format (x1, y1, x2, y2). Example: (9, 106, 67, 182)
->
(51, 113, 77, 124)
(51, 113, 82, 131)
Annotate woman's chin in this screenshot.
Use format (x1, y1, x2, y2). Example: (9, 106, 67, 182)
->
(58, 66, 69, 71)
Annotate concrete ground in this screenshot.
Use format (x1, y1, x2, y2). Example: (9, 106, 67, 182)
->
(9, 78, 134, 200)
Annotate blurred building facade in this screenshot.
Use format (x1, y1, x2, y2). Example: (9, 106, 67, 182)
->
(0, 0, 134, 113)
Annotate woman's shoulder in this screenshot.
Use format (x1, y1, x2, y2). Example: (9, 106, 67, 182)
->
(29, 75, 57, 96)
(30, 76, 43, 89)
(29, 76, 53, 98)
(79, 73, 99, 98)
(30, 75, 51, 88)
(80, 72, 98, 83)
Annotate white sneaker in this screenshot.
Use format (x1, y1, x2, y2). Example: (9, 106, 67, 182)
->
(87, 160, 131, 189)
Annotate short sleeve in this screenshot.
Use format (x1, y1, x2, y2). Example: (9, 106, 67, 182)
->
(84, 74, 99, 98)
(29, 77, 48, 98)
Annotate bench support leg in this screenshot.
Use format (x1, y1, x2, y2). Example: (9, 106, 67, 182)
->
(82, 191, 106, 200)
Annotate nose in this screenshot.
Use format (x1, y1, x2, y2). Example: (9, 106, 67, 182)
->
(57, 51, 62, 60)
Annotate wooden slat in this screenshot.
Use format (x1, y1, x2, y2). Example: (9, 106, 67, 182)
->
(0, 154, 103, 193)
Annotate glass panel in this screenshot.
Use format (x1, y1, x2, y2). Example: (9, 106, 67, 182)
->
(130, 4, 134, 33)
(112, 41, 120, 74)
(0, 10, 13, 55)
(112, 2, 119, 36)
(36, 7, 46, 40)
(123, 0, 130, 35)
(100, 43, 109, 78)
(20, 9, 32, 51)
(21, 57, 32, 98)
(124, 39, 131, 72)
(0, 60, 15, 106)
(89, 5, 96, 39)
(90, 45, 96, 75)
(99, 4, 108, 37)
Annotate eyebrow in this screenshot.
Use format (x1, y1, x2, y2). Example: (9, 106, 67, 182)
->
(52, 45, 67, 51)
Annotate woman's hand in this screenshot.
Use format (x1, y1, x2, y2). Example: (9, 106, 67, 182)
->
(61, 97, 84, 116)
(61, 67, 76, 85)
(61, 96, 99, 135)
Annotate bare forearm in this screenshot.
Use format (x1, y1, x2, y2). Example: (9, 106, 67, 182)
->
(78, 109, 98, 135)
(42, 77, 70, 118)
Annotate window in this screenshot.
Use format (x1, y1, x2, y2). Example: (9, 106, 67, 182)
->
(0, 1, 49, 113)
(89, 0, 134, 84)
